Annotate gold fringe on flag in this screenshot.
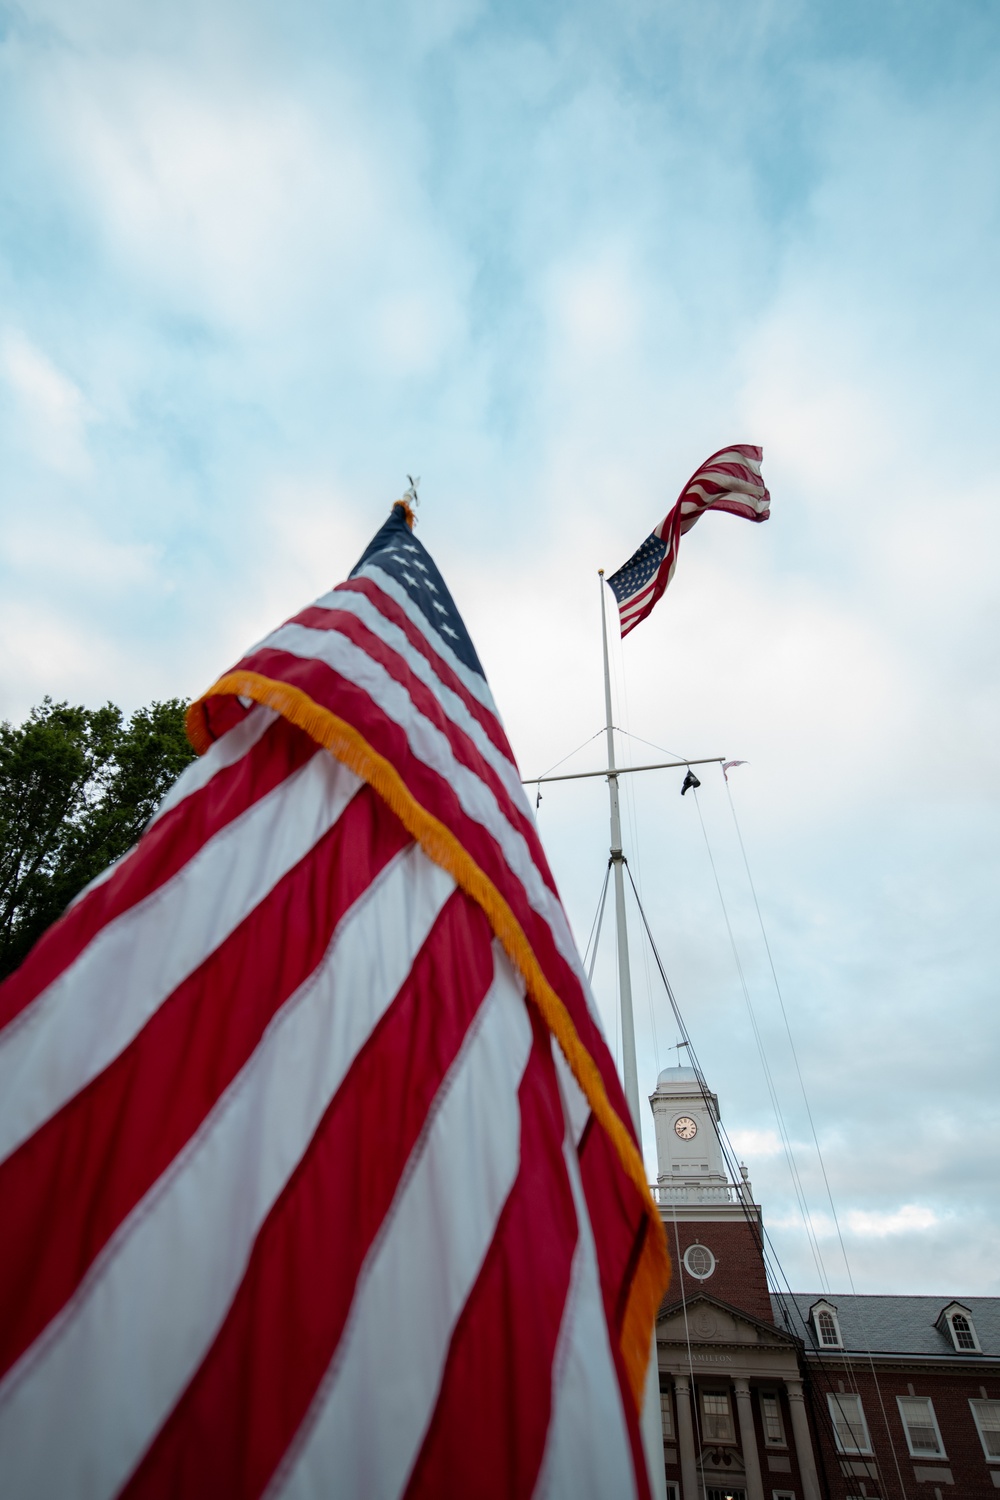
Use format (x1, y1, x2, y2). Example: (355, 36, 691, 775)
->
(187, 669, 670, 1405)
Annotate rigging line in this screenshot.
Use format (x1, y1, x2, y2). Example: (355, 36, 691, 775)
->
(625, 863, 895, 1500)
(636, 918, 781, 1318)
(585, 861, 612, 984)
(692, 829, 829, 1295)
(617, 728, 687, 762)
(625, 864, 879, 1488)
(668, 1202, 709, 1500)
(626, 865, 817, 1341)
(623, 860, 765, 1234)
(722, 780, 910, 1500)
(750, 1226, 900, 1500)
(620, 863, 864, 1432)
(721, 776, 854, 1279)
(532, 728, 607, 785)
(689, 785, 832, 1292)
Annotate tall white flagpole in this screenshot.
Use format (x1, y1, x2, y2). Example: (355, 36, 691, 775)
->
(598, 571, 642, 1144)
(600, 572, 672, 1500)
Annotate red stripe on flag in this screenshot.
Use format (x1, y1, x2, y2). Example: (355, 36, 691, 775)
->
(578, 1119, 657, 1498)
(299, 577, 512, 764)
(0, 720, 319, 1034)
(403, 1021, 578, 1500)
(253, 612, 545, 881)
(0, 782, 408, 1383)
(118, 889, 498, 1500)
(224, 654, 639, 1161)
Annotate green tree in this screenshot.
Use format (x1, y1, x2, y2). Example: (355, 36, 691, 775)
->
(0, 697, 197, 980)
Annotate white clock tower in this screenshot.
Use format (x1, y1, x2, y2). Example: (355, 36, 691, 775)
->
(649, 1064, 732, 1202)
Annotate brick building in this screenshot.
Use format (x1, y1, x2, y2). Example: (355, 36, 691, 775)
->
(780, 1293, 1000, 1499)
(650, 1066, 1000, 1500)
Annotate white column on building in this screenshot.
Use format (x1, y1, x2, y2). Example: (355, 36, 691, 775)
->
(672, 1376, 699, 1500)
(733, 1378, 765, 1500)
(784, 1378, 822, 1500)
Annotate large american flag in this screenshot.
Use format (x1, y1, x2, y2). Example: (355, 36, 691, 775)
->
(0, 500, 669, 1499)
(608, 445, 770, 637)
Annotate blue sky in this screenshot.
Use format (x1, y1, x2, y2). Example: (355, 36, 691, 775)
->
(2, 0, 999, 1296)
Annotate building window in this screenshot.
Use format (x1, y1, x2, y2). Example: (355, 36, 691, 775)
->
(760, 1391, 786, 1447)
(970, 1399, 1000, 1460)
(683, 1243, 716, 1280)
(665, 1486, 680, 1500)
(936, 1301, 982, 1352)
(827, 1392, 872, 1454)
(660, 1390, 675, 1441)
(810, 1300, 843, 1348)
(949, 1312, 979, 1350)
(701, 1390, 736, 1443)
(772, 1492, 796, 1500)
(817, 1311, 839, 1345)
(897, 1396, 945, 1457)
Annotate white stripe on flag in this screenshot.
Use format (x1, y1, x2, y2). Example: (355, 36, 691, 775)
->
(349, 564, 500, 718)
(0, 749, 362, 1166)
(68, 710, 281, 910)
(272, 941, 533, 1500)
(618, 587, 656, 622)
(0, 845, 456, 1500)
(552, 1041, 591, 1150)
(248, 621, 597, 1025)
(286, 589, 525, 808)
(148, 705, 279, 829)
(532, 1121, 637, 1500)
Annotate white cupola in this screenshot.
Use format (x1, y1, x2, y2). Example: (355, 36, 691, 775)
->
(649, 1065, 732, 1202)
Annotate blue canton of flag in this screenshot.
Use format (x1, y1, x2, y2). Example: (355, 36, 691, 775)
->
(350, 505, 483, 674)
(606, 534, 667, 606)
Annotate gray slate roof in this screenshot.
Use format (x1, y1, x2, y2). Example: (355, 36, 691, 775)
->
(772, 1293, 1000, 1359)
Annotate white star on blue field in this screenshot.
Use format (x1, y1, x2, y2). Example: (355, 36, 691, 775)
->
(1, 0, 998, 1297)
(608, 534, 667, 601)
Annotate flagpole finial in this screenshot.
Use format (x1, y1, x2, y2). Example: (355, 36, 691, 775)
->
(393, 474, 420, 530)
(598, 568, 605, 577)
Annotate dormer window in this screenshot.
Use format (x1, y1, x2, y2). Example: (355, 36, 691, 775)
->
(936, 1302, 981, 1353)
(810, 1300, 844, 1349)
(817, 1311, 840, 1345)
(952, 1314, 977, 1349)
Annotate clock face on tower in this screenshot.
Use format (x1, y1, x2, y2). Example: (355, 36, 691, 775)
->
(674, 1115, 698, 1140)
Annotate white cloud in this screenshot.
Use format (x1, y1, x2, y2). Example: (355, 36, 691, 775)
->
(844, 1204, 942, 1238)
(0, 331, 92, 476)
(728, 1128, 784, 1160)
(29, 52, 471, 369)
(4, 520, 159, 592)
(547, 248, 642, 367)
(771, 1204, 942, 1241)
(0, 601, 128, 722)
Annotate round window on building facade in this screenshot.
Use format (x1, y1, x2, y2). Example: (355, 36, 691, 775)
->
(683, 1243, 716, 1280)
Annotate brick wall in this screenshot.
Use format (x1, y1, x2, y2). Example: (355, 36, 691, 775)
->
(662, 1215, 773, 1323)
(808, 1364, 1000, 1498)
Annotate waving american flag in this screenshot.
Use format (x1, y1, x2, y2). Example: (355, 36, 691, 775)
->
(608, 445, 770, 637)
(0, 500, 669, 1499)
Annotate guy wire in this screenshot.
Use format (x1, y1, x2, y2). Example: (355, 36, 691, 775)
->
(622, 860, 900, 1500)
(721, 775, 910, 1498)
